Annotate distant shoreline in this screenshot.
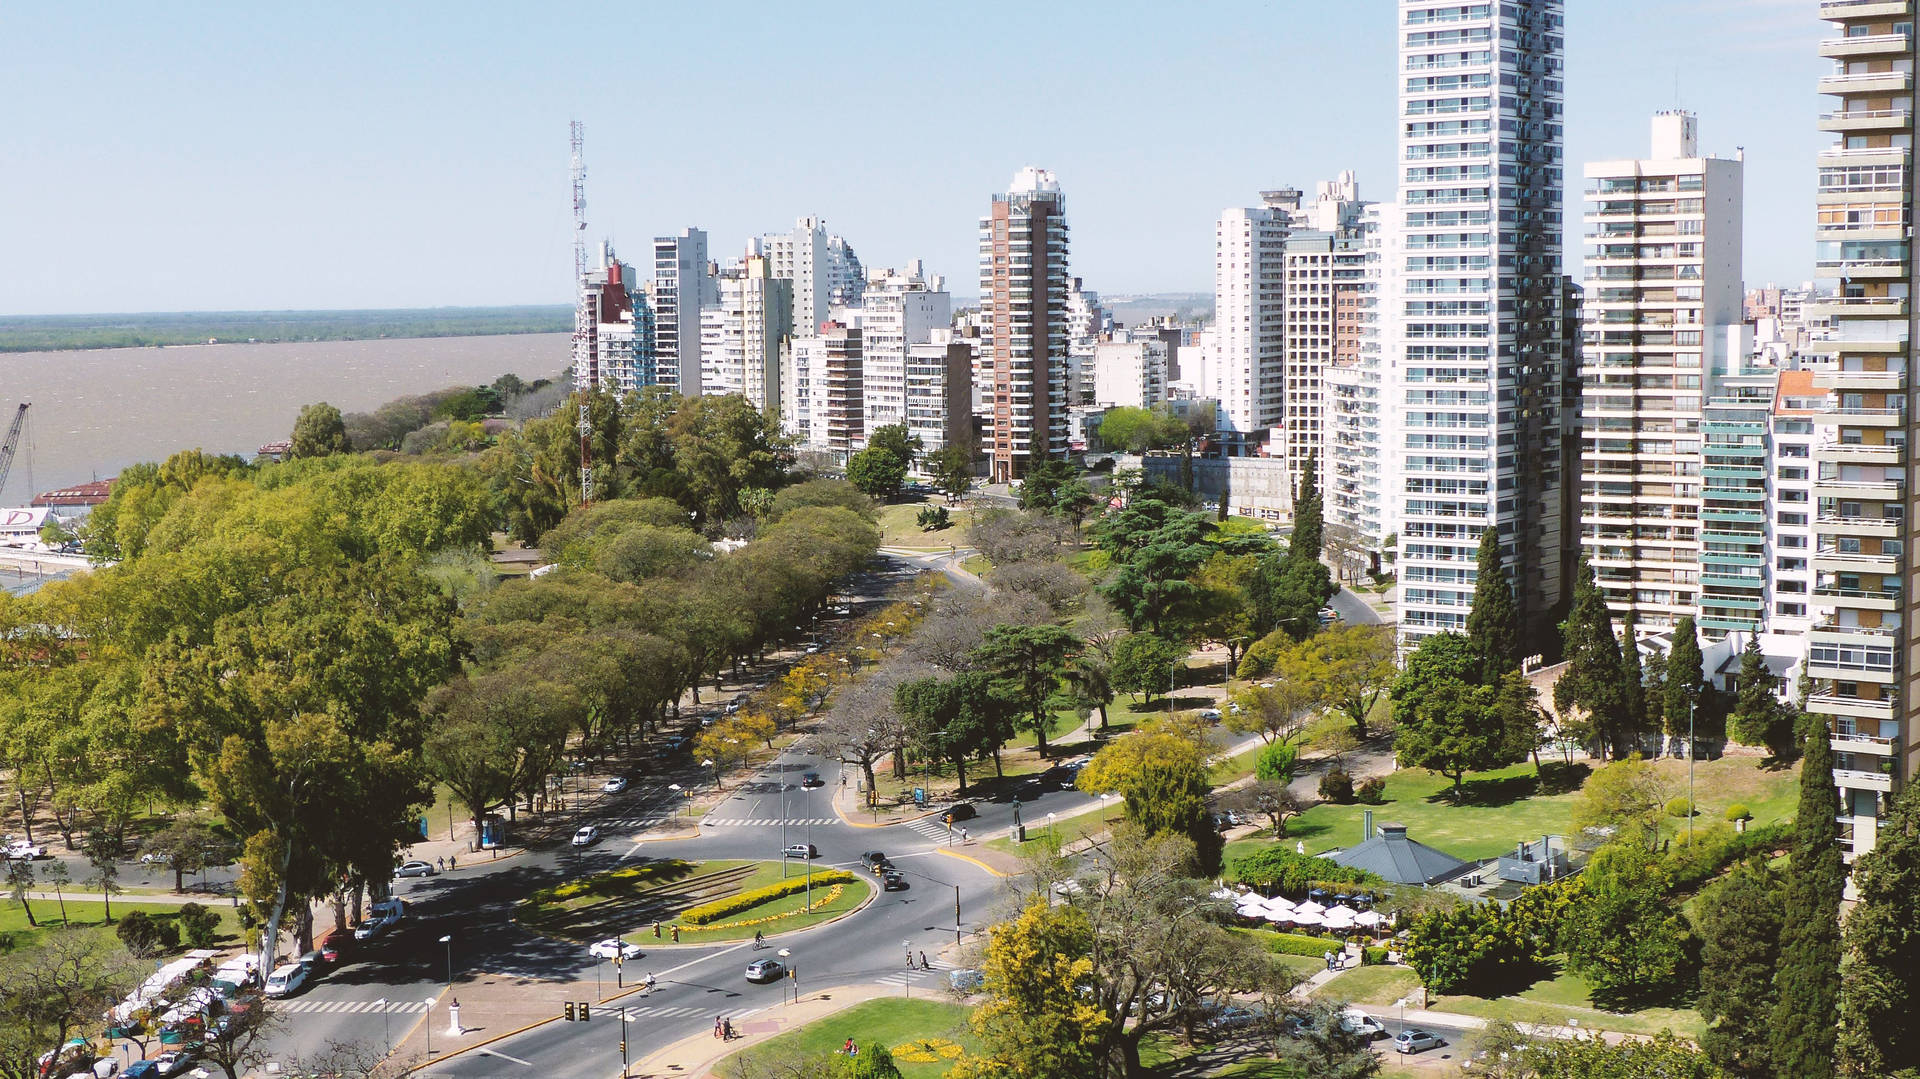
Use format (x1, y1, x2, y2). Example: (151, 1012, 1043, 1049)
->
(0, 305, 572, 353)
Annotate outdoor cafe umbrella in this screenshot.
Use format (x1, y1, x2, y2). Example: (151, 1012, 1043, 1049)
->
(1354, 910, 1386, 928)
(1294, 899, 1327, 916)
(1290, 909, 1326, 927)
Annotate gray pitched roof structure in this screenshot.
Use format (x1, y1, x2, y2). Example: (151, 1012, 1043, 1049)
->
(1326, 823, 1472, 886)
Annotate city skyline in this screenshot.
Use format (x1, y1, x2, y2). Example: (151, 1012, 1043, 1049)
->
(6, 1, 1825, 315)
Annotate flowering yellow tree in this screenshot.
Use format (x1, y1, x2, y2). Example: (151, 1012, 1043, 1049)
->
(949, 899, 1109, 1079)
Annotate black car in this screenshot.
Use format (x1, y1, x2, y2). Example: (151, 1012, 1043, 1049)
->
(861, 850, 890, 870)
(882, 870, 908, 891)
(800, 772, 823, 788)
(943, 802, 976, 823)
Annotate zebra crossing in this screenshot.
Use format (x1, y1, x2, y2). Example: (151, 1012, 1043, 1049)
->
(700, 817, 839, 827)
(272, 997, 431, 1015)
(904, 816, 955, 843)
(597, 817, 671, 831)
(874, 959, 955, 989)
(608, 1003, 763, 1021)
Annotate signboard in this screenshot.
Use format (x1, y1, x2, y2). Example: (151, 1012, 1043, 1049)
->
(0, 508, 48, 535)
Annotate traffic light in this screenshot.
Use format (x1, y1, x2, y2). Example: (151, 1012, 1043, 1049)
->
(564, 1001, 576, 1021)
(579, 1002, 591, 1021)
(620, 1041, 628, 1055)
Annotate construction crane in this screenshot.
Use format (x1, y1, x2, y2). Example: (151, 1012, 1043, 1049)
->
(570, 120, 597, 507)
(0, 404, 28, 502)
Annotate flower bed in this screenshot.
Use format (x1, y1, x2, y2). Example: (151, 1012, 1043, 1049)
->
(679, 870, 857, 925)
(685, 884, 849, 932)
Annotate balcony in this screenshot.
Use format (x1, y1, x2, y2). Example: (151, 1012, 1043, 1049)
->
(1819, 70, 1915, 96)
(1819, 107, 1915, 132)
(1814, 369, 1905, 393)
(1808, 693, 1898, 721)
(1809, 618, 1902, 643)
(1818, 512, 1904, 536)
(1816, 548, 1902, 574)
(1814, 583, 1903, 610)
(1819, 32, 1914, 58)
(1835, 767, 1896, 793)
(1833, 730, 1898, 755)
(1809, 295, 1909, 319)
(1813, 439, 1906, 464)
(1819, 0, 1912, 16)
(1815, 476, 1904, 501)
(1814, 405, 1906, 427)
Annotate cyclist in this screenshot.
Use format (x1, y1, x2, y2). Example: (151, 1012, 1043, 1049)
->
(754, 930, 766, 949)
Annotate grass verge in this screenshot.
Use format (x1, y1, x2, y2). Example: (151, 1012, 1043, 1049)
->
(723, 998, 976, 1079)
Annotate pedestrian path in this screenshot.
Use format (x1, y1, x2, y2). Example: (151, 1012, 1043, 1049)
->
(598, 817, 671, 830)
(903, 816, 954, 843)
(872, 958, 954, 990)
(272, 997, 432, 1014)
(700, 817, 839, 827)
(608, 1002, 765, 1021)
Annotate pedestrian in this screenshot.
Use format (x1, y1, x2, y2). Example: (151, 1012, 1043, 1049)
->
(436, 856, 445, 872)
(449, 854, 457, 871)
(843, 1038, 855, 1056)
(1324, 950, 1333, 972)
(672, 925, 680, 942)
(714, 1017, 723, 1040)
(919, 951, 929, 970)
(905, 946, 913, 968)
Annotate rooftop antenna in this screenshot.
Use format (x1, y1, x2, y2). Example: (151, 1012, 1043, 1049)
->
(570, 120, 596, 506)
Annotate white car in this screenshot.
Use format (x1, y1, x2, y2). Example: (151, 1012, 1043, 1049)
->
(588, 938, 643, 961)
(4, 839, 44, 860)
(262, 962, 309, 999)
(602, 777, 628, 794)
(572, 825, 600, 848)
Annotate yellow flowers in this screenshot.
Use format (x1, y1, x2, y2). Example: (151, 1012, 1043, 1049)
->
(679, 885, 848, 934)
(892, 1037, 963, 1063)
(678, 870, 856, 925)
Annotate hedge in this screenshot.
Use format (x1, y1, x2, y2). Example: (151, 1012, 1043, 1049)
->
(1251, 931, 1345, 958)
(680, 870, 856, 925)
(1362, 946, 1390, 966)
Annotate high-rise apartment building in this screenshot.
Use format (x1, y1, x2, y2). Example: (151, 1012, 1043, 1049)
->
(1808, 0, 1916, 861)
(1578, 112, 1745, 635)
(980, 168, 1070, 483)
(1390, 0, 1570, 644)
(785, 324, 865, 458)
(652, 228, 716, 397)
(763, 216, 864, 339)
(701, 253, 793, 415)
(1283, 174, 1371, 496)
(1325, 204, 1392, 552)
(1091, 337, 1169, 410)
(571, 243, 656, 396)
(856, 263, 952, 435)
(1207, 192, 1293, 449)
(905, 331, 974, 457)
(1064, 277, 1106, 405)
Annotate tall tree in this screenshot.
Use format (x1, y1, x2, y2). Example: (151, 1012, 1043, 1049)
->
(1769, 714, 1844, 1078)
(846, 444, 909, 500)
(1107, 633, 1184, 706)
(865, 423, 922, 470)
(1122, 761, 1224, 876)
(1619, 612, 1648, 753)
(1726, 636, 1796, 760)
(1464, 527, 1519, 680)
(289, 402, 350, 459)
(1561, 845, 1695, 1010)
(1554, 551, 1632, 759)
(1839, 780, 1920, 1078)
(950, 899, 1108, 1079)
(1664, 616, 1704, 756)
(972, 624, 1077, 756)
(928, 442, 976, 503)
(1394, 663, 1538, 797)
(1698, 863, 1784, 1079)
(1298, 623, 1396, 740)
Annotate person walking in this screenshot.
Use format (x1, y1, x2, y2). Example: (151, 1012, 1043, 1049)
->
(919, 950, 929, 970)
(714, 1017, 723, 1040)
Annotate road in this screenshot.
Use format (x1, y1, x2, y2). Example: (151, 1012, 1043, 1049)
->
(1327, 584, 1385, 627)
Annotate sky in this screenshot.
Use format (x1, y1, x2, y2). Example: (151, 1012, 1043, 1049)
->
(2, 1, 1829, 315)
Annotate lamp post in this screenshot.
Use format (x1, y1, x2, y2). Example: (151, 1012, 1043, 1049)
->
(374, 998, 389, 1049)
(903, 940, 912, 1000)
(439, 934, 453, 989)
(1687, 700, 1697, 842)
(620, 1008, 630, 1077)
(424, 997, 437, 1055)
(702, 758, 717, 791)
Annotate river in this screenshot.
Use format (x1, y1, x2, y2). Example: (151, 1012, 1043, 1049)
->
(0, 333, 569, 502)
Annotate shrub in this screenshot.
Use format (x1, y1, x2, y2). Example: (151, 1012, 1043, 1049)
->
(916, 505, 950, 531)
(115, 910, 180, 958)
(679, 870, 856, 926)
(1362, 946, 1390, 966)
(1231, 847, 1377, 894)
(1319, 768, 1355, 804)
(1356, 776, 1387, 804)
(1251, 930, 1343, 958)
(1723, 803, 1751, 822)
(1665, 797, 1694, 819)
(177, 903, 219, 949)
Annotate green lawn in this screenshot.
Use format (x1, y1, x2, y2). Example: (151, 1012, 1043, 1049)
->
(1433, 965, 1705, 1040)
(960, 555, 991, 577)
(982, 803, 1115, 856)
(1222, 756, 1797, 867)
(875, 499, 981, 549)
(662, 873, 872, 944)
(1311, 965, 1422, 1008)
(724, 997, 976, 1079)
(0, 897, 243, 953)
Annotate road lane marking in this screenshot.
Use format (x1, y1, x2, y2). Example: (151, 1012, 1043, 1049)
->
(477, 1049, 535, 1067)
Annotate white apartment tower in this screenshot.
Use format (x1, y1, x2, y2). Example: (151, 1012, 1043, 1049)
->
(1579, 112, 1745, 635)
(1391, 0, 1570, 643)
(652, 228, 716, 397)
(1208, 192, 1293, 448)
(763, 217, 864, 339)
(1325, 204, 1392, 552)
(856, 263, 952, 436)
(981, 168, 1071, 483)
(1283, 174, 1371, 496)
(1808, 0, 1916, 861)
(701, 254, 793, 416)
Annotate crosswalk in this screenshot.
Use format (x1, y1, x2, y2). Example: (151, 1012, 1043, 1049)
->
(904, 817, 954, 843)
(597, 817, 671, 831)
(874, 959, 955, 989)
(700, 817, 839, 827)
(611, 1003, 764, 1021)
(272, 998, 431, 1015)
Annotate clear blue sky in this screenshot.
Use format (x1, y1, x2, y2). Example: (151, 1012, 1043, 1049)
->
(2, 1, 1824, 315)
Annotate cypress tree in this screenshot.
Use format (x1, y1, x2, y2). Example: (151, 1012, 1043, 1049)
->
(1769, 713, 1843, 1077)
(1290, 451, 1323, 561)
(1619, 611, 1647, 751)
(1553, 551, 1629, 758)
(1664, 616, 1704, 756)
(1839, 781, 1920, 1077)
(1698, 862, 1784, 1078)
(1465, 526, 1519, 682)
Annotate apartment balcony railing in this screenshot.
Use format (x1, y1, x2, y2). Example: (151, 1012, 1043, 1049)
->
(1832, 731, 1898, 756)
(1835, 768, 1896, 794)
(1808, 693, 1898, 721)
(1818, 32, 1914, 58)
(1819, 0, 1912, 14)
(1818, 107, 1914, 131)
(1819, 71, 1914, 95)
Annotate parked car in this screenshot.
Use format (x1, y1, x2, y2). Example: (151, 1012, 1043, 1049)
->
(589, 938, 644, 961)
(316, 930, 347, 964)
(4, 839, 44, 860)
(393, 860, 436, 878)
(860, 850, 890, 870)
(662, 736, 688, 752)
(744, 959, 787, 983)
(572, 825, 600, 848)
(120, 1062, 160, 1079)
(262, 963, 308, 999)
(800, 772, 822, 788)
(882, 871, 908, 891)
(949, 968, 985, 993)
(1394, 1029, 1446, 1054)
(153, 1050, 198, 1077)
(781, 843, 818, 859)
(1204, 1004, 1257, 1033)
(603, 777, 628, 794)
(943, 802, 976, 824)
(1339, 1010, 1387, 1040)
(1199, 708, 1222, 721)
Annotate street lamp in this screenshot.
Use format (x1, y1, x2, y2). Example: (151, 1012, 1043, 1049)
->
(903, 940, 912, 1000)
(667, 783, 682, 817)
(702, 759, 716, 790)
(1048, 812, 1057, 840)
(424, 996, 438, 1055)
(439, 934, 453, 989)
(373, 998, 389, 1048)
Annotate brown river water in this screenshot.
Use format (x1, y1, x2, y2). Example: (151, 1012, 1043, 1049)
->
(0, 333, 568, 502)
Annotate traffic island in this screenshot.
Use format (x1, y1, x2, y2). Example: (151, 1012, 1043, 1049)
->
(514, 858, 872, 951)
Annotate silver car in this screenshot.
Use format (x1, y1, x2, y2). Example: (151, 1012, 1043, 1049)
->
(1394, 1029, 1445, 1054)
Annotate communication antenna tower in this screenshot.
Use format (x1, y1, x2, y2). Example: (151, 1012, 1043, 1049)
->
(570, 120, 596, 506)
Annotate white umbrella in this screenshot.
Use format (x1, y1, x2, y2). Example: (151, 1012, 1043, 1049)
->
(1325, 904, 1360, 922)
(1210, 887, 1237, 901)
(1354, 910, 1385, 928)
(1291, 910, 1326, 927)
(1235, 898, 1269, 919)
(1294, 900, 1327, 916)
(1260, 896, 1297, 917)
(1323, 908, 1358, 929)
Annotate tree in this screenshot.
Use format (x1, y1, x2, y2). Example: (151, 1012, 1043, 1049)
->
(1393, 637, 1535, 795)
(1770, 714, 1844, 1079)
(1571, 755, 1671, 851)
(865, 423, 922, 470)
(1619, 612, 1648, 753)
(1464, 527, 1519, 680)
(1405, 901, 1541, 996)
(1107, 633, 1183, 705)
(972, 624, 1077, 756)
(1076, 722, 1210, 801)
(1664, 616, 1704, 755)
(1254, 742, 1298, 785)
(0, 930, 136, 1079)
(1554, 552, 1633, 759)
(1726, 636, 1795, 759)
(1122, 761, 1223, 876)
(289, 402, 350, 459)
(950, 899, 1109, 1079)
(1298, 624, 1395, 740)
(142, 815, 226, 894)
(82, 831, 120, 923)
(1256, 553, 1336, 641)
(1225, 676, 1320, 747)
(1521, 1031, 1720, 1079)
(2, 862, 31, 929)
(197, 987, 287, 1079)
(1289, 451, 1323, 560)
(846, 444, 909, 501)
(1840, 778, 1920, 1077)
(928, 443, 975, 503)
(1270, 999, 1381, 1079)
(1561, 845, 1695, 1009)
(1053, 476, 1099, 538)
(896, 672, 1016, 792)
(1698, 863, 1784, 1078)
(1018, 460, 1078, 513)
(1220, 778, 1300, 838)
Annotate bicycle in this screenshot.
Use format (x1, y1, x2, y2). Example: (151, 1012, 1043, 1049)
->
(753, 931, 766, 949)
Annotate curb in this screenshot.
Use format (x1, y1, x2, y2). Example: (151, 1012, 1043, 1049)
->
(934, 848, 1007, 879)
(401, 1011, 557, 1075)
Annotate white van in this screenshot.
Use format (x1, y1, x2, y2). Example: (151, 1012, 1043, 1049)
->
(263, 962, 309, 999)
